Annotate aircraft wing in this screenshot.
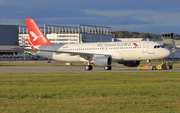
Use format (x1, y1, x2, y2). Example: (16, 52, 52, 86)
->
(12, 47, 111, 56)
(12, 47, 38, 51)
(36, 49, 111, 56)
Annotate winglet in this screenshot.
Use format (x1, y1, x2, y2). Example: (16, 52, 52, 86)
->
(26, 18, 53, 46)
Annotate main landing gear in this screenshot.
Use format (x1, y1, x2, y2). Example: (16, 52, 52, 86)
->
(104, 66, 112, 70)
(84, 65, 112, 71)
(84, 61, 112, 71)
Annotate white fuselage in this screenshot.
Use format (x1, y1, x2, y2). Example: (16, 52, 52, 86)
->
(30, 41, 171, 62)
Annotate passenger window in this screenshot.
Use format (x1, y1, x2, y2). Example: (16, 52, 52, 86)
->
(154, 46, 156, 48)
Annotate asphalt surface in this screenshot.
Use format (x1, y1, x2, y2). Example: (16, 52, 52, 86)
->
(0, 66, 179, 73)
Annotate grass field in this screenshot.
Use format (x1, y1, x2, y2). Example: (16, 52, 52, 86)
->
(0, 72, 180, 113)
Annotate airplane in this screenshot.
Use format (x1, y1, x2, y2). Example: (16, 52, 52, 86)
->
(14, 18, 171, 70)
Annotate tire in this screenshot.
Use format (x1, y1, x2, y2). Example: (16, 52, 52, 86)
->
(152, 66, 157, 70)
(169, 66, 172, 69)
(104, 66, 112, 70)
(162, 66, 166, 70)
(108, 66, 112, 70)
(89, 65, 93, 70)
(85, 65, 93, 70)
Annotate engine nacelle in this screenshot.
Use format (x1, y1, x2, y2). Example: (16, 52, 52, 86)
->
(118, 61, 140, 67)
(94, 56, 112, 67)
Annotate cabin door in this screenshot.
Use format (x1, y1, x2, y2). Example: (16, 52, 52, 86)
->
(143, 42, 149, 53)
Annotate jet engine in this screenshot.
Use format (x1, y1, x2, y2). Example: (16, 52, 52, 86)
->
(94, 56, 112, 67)
(118, 61, 140, 67)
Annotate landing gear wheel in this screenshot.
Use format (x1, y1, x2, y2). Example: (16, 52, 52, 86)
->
(104, 66, 112, 70)
(85, 65, 93, 70)
(169, 66, 173, 69)
(152, 66, 157, 70)
(162, 65, 166, 70)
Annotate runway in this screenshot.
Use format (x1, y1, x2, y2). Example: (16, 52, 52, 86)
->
(0, 66, 179, 73)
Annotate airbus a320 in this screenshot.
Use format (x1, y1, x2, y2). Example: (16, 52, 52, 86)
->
(15, 18, 171, 71)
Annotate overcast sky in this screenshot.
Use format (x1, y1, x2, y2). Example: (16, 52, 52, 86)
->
(0, 0, 180, 34)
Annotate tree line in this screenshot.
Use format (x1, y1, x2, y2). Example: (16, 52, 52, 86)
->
(113, 31, 180, 40)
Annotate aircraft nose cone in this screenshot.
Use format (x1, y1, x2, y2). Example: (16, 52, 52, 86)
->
(164, 49, 171, 58)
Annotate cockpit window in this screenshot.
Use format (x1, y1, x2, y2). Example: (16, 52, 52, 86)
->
(154, 45, 165, 48)
(161, 45, 165, 48)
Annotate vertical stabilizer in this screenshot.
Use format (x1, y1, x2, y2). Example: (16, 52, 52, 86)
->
(26, 18, 53, 46)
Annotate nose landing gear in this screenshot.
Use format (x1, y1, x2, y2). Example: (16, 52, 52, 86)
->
(85, 65, 93, 70)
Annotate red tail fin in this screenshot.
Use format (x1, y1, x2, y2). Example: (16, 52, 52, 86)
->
(26, 18, 53, 46)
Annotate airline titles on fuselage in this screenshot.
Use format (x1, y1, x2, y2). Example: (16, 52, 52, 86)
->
(61, 43, 141, 49)
(97, 43, 132, 47)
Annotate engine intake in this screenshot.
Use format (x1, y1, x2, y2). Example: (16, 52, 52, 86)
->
(94, 56, 112, 67)
(118, 61, 140, 67)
